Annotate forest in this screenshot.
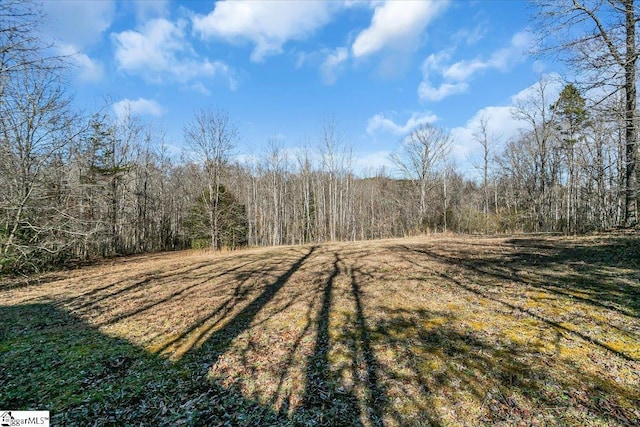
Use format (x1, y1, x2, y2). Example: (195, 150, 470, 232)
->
(1, 0, 639, 274)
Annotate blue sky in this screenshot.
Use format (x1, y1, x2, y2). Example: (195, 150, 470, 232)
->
(40, 0, 557, 178)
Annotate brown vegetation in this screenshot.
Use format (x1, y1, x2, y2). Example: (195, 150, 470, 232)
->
(1, 234, 639, 425)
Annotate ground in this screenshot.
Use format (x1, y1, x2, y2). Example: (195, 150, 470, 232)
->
(1, 234, 639, 426)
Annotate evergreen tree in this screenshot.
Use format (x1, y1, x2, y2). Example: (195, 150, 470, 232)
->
(185, 184, 248, 250)
(553, 84, 589, 232)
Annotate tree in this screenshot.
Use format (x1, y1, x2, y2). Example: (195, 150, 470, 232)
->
(533, 0, 639, 226)
(263, 137, 288, 246)
(318, 118, 351, 242)
(0, 63, 76, 270)
(511, 75, 561, 230)
(553, 83, 589, 232)
(473, 114, 499, 234)
(0, 0, 65, 106)
(0, 0, 64, 271)
(294, 145, 316, 244)
(390, 123, 452, 231)
(184, 108, 238, 250)
(186, 184, 247, 250)
(87, 112, 137, 255)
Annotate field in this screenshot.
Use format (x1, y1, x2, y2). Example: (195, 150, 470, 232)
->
(1, 234, 639, 426)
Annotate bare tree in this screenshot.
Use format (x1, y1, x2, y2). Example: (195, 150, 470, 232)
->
(533, 0, 639, 226)
(390, 123, 452, 231)
(184, 108, 238, 250)
(0, 0, 64, 101)
(294, 144, 316, 243)
(511, 75, 561, 230)
(318, 118, 352, 241)
(473, 114, 499, 234)
(262, 137, 289, 246)
(0, 63, 76, 269)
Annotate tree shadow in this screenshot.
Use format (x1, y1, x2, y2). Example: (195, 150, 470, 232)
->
(504, 236, 640, 316)
(368, 306, 639, 426)
(62, 252, 277, 313)
(63, 260, 216, 311)
(0, 251, 186, 292)
(418, 236, 640, 318)
(97, 257, 275, 328)
(2, 238, 639, 426)
(289, 249, 393, 426)
(0, 303, 292, 426)
(398, 244, 638, 362)
(2, 246, 326, 424)
(396, 236, 640, 349)
(347, 267, 386, 427)
(183, 246, 317, 366)
(2, 245, 338, 426)
(296, 253, 363, 426)
(331, 240, 639, 425)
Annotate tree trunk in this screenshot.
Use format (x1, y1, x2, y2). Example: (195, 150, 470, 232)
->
(624, 0, 638, 226)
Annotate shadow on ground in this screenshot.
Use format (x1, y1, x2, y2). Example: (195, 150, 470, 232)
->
(1, 236, 639, 426)
(0, 303, 289, 426)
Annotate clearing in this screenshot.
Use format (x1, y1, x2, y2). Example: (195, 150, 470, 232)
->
(1, 234, 639, 426)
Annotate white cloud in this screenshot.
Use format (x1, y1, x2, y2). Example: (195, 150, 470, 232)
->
(295, 50, 319, 69)
(351, 0, 449, 58)
(112, 98, 165, 122)
(344, 0, 384, 9)
(443, 31, 532, 82)
(367, 111, 438, 135)
(352, 150, 395, 175)
(418, 49, 469, 101)
(192, 1, 337, 62)
(422, 49, 452, 73)
(442, 60, 486, 82)
(418, 81, 468, 102)
(112, 19, 186, 77)
(112, 18, 233, 87)
(450, 105, 518, 167)
(190, 82, 211, 96)
(41, 1, 114, 82)
(493, 31, 531, 66)
(131, 0, 169, 21)
(320, 47, 349, 85)
(74, 53, 104, 82)
(509, 72, 562, 105)
(449, 74, 561, 176)
(452, 24, 488, 46)
(307, 0, 450, 86)
(42, 0, 115, 48)
(295, 47, 349, 85)
(418, 31, 532, 102)
(532, 60, 546, 74)
(57, 43, 104, 82)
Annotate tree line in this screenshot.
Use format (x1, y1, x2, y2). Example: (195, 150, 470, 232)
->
(1, 0, 638, 273)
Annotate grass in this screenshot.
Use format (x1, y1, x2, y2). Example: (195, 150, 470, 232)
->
(1, 234, 639, 426)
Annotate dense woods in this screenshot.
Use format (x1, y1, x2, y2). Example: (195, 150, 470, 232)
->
(1, 0, 639, 273)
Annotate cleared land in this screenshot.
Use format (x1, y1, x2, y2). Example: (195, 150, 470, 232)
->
(1, 234, 639, 426)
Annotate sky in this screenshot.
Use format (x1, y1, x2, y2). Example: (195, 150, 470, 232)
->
(39, 0, 560, 178)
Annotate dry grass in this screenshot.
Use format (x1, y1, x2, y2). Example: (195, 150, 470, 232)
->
(1, 234, 639, 426)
